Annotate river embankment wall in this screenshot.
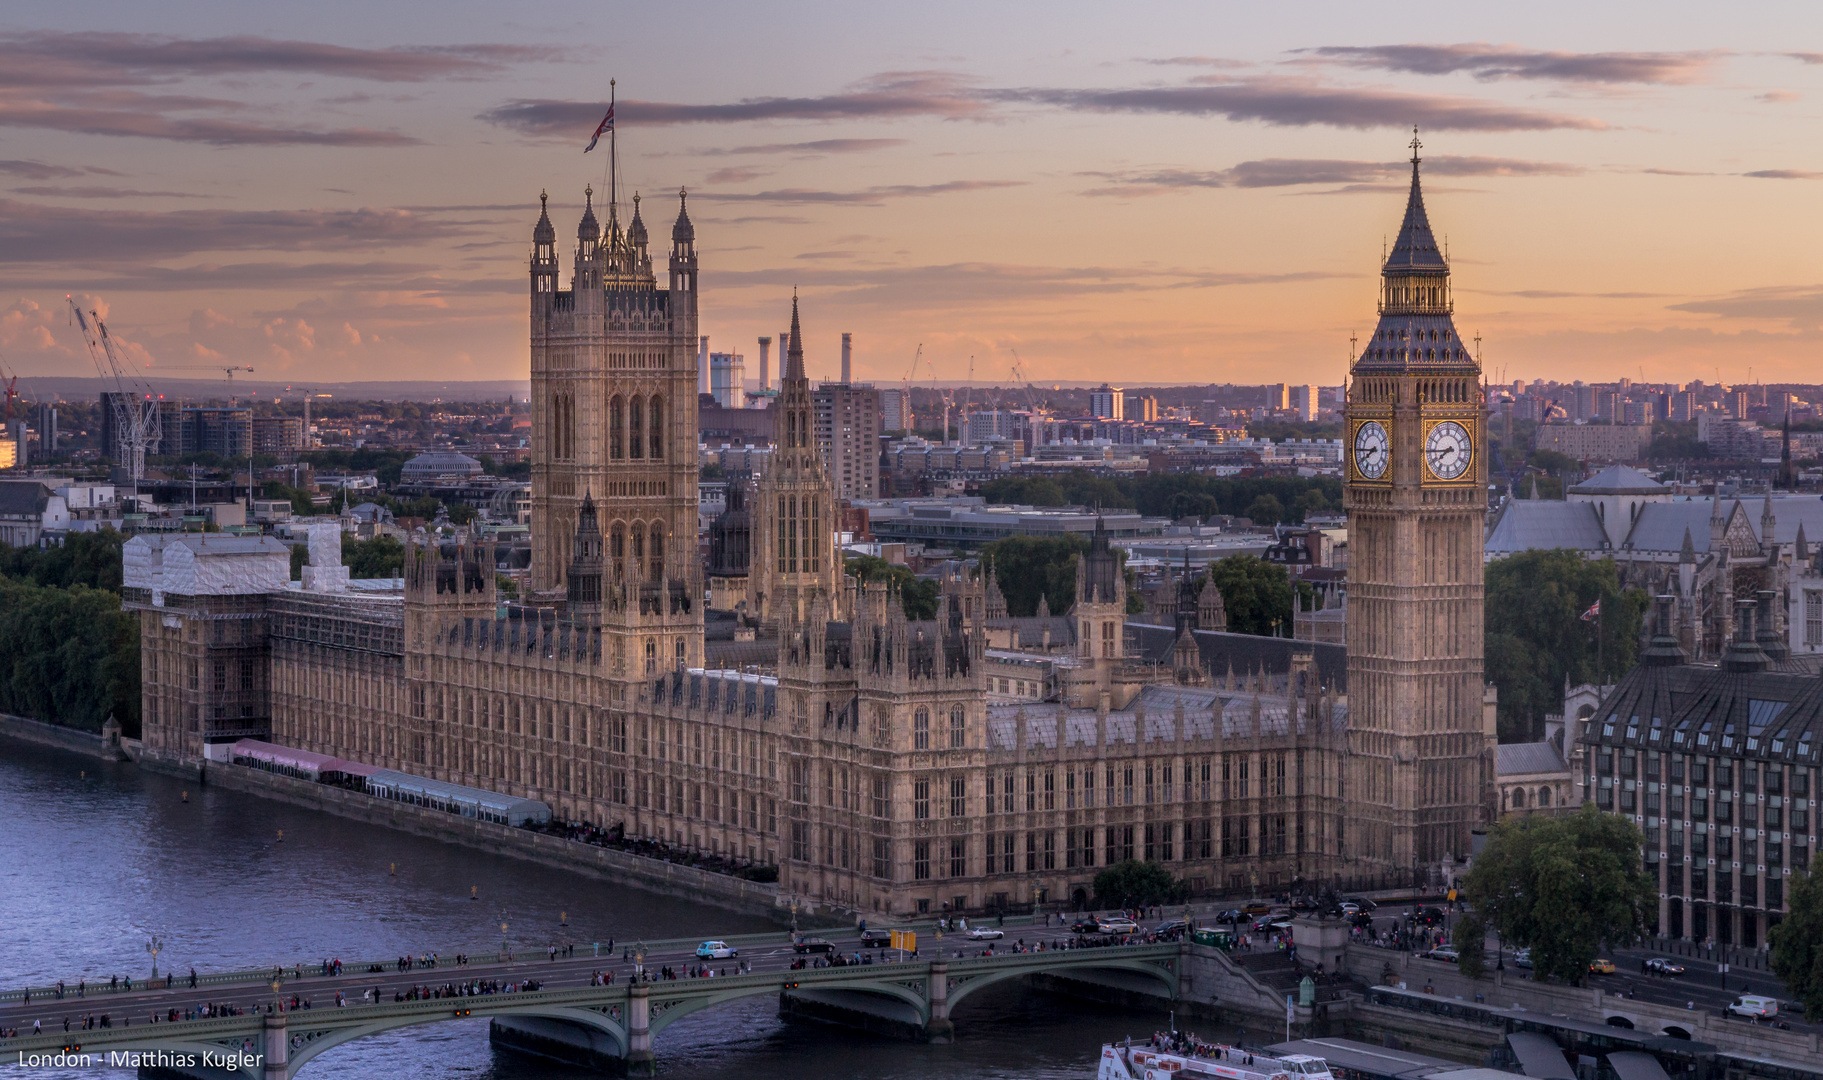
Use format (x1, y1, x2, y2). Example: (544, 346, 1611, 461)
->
(0, 713, 114, 758)
(187, 755, 793, 922)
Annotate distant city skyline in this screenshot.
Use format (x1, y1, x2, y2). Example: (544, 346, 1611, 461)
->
(1, 3, 1820, 387)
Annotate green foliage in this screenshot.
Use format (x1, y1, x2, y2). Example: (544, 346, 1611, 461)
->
(1244, 419, 1343, 441)
(1484, 550, 1649, 742)
(1464, 804, 1655, 987)
(1245, 494, 1285, 525)
(289, 544, 307, 581)
(699, 462, 726, 480)
(844, 554, 940, 620)
(1093, 860, 1188, 906)
(1455, 912, 1487, 979)
(0, 529, 125, 592)
(448, 503, 478, 526)
(980, 470, 1341, 526)
(0, 577, 139, 735)
(1205, 555, 1295, 637)
(981, 534, 1091, 616)
(1527, 449, 1579, 477)
(1648, 421, 1710, 462)
(398, 495, 443, 520)
(342, 535, 405, 579)
(496, 573, 520, 601)
(261, 480, 316, 517)
(1769, 866, 1823, 1021)
(299, 448, 412, 487)
(480, 456, 532, 480)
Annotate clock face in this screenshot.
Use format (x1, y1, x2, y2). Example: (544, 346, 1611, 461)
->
(1353, 420, 1389, 479)
(1425, 420, 1474, 480)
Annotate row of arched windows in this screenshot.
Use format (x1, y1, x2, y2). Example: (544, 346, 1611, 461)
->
(775, 494, 822, 574)
(607, 394, 664, 461)
(550, 393, 576, 461)
(607, 520, 667, 583)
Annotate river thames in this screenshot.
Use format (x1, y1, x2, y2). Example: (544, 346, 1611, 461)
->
(0, 740, 1184, 1078)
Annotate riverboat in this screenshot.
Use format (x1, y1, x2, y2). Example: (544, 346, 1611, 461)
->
(1098, 1041, 1334, 1080)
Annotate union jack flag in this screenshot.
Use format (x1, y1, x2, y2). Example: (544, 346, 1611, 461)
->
(584, 104, 613, 153)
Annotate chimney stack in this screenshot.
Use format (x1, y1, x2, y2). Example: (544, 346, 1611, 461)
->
(757, 337, 772, 395)
(698, 336, 710, 395)
(841, 332, 853, 384)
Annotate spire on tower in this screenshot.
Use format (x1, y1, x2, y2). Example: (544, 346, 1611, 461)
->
(785, 288, 806, 382)
(1384, 128, 1447, 274)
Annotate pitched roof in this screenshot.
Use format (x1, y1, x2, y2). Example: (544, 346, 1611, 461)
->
(0, 479, 51, 517)
(1484, 500, 1608, 555)
(1568, 464, 1667, 496)
(1496, 741, 1567, 776)
(1127, 622, 1348, 691)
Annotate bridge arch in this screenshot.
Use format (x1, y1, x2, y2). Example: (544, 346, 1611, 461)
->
(648, 977, 930, 1037)
(945, 954, 1177, 1013)
(286, 1004, 627, 1074)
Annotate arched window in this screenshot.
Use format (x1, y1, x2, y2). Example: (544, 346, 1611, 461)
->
(914, 708, 930, 750)
(627, 396, 644, 459)
(1512, 787, 1526, 809)
(610, 525, 625, 579)
(648, 395, 664, 459)
(631, 524, 644, 561)
(609, 396, 624, 460)
(1538, 786, 1552, 807)
(949, 706, 966, 749)
(649, 523, 665, 582)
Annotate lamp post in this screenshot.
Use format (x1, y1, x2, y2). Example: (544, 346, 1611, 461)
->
(499, 914, 510, 961)
(633, 941, 646, 983)
(145, 934, 164, 979)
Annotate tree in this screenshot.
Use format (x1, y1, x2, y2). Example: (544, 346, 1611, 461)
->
(1093, 860, 1186, 907)
(1484, 550, 1649, 742)
(981, 534, 1090, 616)
(1455, 912, 1487, 979)
(1245, 494, 1286, 525)
(1204, 555, 1295, 636)
(1464, 804, 1655, 987)
(0, 577, 139, 735)
(844, 554, 939, 620)
(1769, 866, 1823, 1021)
(342, 535, 405, 579)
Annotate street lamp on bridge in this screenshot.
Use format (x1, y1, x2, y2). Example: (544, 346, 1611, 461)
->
(145, 934, 164, 979)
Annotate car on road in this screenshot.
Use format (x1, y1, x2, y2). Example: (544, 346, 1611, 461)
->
(1413, 906, 1447, 926)
(1512, 948, 1533, 969)
(1644, 958, 1685, 977)
(1241, 901, 1273, 916)
(792, 937, 834, 955)
(1343, 897, 1378, 912)
(1337, 902, 1361, 917)
(695, 941, 739, 959)
(859, 929, 893, 949)
(965, 927, 1004, 941)
(1252, 915, 1293, 933)
(1072, 918, 1102, 934)
(1215, 909, 1245, 925)
(1349, 913, 1375, 930)
(1425, 946, 1460, 963)
(1589, 958, 1617, 975)
(1097, 917, 1140, 934)
(1153, 919, 1191, 937)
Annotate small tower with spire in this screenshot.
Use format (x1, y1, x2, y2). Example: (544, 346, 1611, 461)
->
(750, 291, 840, 630)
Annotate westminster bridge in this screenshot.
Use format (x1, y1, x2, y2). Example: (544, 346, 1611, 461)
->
(0, 928, 1185, 1079)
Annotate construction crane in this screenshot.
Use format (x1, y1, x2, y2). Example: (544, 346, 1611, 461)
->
(160, 364, 254, 403)
(284, 385, 321, 450)
(67, 296, 161, 486)
(900, 343, 922, 434)
(924, 351, 957, 445)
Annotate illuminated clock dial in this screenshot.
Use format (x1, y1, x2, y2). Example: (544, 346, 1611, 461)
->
(1424, 420, 1473, 480)
(1353, 420, 1389, 479)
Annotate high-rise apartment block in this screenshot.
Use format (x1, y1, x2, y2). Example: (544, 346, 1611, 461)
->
(812, 380, 881, 501)
(1089, 384, 1124, 420)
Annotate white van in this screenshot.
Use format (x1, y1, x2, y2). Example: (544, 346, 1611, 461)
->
(1727, 994, 1779, 1020)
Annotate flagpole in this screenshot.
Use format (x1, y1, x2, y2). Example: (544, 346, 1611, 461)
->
(608, 79, 617, 215)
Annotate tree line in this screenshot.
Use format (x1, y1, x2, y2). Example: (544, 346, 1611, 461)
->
(979, 471, 1341, 525)
(0, 530, 139, 735)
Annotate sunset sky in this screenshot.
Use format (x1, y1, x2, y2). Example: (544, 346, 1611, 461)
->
(2, 2, 1822, 391)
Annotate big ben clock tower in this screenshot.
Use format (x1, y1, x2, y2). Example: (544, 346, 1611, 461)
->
(1344, 133, 1489, 876)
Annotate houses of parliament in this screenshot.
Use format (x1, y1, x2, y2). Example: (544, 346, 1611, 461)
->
(126, 145, 1496, 917)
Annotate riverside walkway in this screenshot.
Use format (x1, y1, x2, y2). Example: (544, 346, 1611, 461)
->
(0, 925, 1183, 1079)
